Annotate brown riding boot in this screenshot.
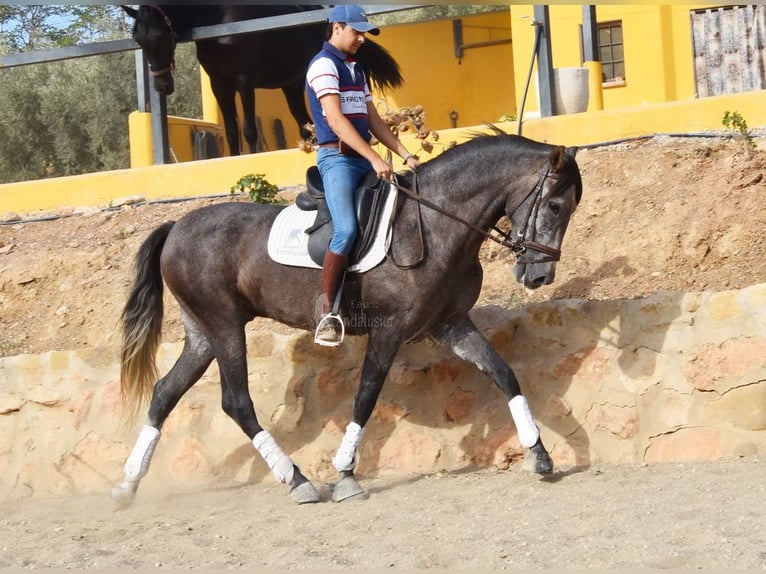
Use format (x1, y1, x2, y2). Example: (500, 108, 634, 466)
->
(314, 249, 348, 346)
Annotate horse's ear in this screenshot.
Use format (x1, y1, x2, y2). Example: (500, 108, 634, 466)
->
(122, 5, 138, 19)
(566, 145, 578, 159)
(548, 145, 566, 172)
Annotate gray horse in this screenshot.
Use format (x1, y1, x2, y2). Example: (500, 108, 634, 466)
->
(113, 131, 583, 508)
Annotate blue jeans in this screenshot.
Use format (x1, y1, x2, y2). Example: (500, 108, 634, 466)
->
(317, 147, 373, 256)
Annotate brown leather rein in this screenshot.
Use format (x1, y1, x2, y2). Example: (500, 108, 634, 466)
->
(146, 5, 178, 77)
(386, 163, 564, 269)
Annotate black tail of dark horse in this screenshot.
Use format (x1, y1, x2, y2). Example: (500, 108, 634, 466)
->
(119, 220, 175, 423)
(357, 39, 403, 92)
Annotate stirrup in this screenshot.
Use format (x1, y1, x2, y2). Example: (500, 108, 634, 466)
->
(314, 313, 345, 347)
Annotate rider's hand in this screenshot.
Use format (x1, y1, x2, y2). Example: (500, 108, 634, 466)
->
(371, 155, 393, 180)
(404, 155, 420, 170)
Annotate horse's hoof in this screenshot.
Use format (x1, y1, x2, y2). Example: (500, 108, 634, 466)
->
(111, 483, 136, 511)
(332, 476, 369, 502)
(291, 480, 322, 504)
(523, 449, 554, 474)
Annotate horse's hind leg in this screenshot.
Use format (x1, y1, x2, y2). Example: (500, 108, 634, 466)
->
(429, 315, 554, 475)
(282, 81, 313, 141)
(238, 85, 264, 153)
(112, 317, 215, 510)
(213, 324, 320, 504)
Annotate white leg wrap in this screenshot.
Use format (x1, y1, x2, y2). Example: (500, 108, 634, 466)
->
(253, 431, 295, 485)
(509, 395, 540, 448)
(124, 425, 161, 480)
(333, 421, 365, 473)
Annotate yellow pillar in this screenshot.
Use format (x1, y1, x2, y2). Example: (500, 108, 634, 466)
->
(127, 111, 153, 168)
(584, 61, 604, 111)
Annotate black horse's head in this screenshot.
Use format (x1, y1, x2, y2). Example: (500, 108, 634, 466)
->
(509, 145, 582, 290)
(123, 5, 178, 95)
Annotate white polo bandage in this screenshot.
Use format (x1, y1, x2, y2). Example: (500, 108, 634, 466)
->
(509, 395, 540, 448)
(253, 431, 294, 485)
(124, 425, 161, 480)
(333, 421, 365, 472)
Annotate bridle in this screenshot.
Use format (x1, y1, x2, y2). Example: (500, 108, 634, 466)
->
(505, 166, 565, 264)
(145, 5, 178, 77)
(387, 162, 568, 268)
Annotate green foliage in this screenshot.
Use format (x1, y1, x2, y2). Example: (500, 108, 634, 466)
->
(0, 54, 135, 182)
(722, 110, 756, 155)
(0, 6, 123, 50)
(230, 174, 281, 204)
(0, 7, 202, 184)
(498, 113, 518, 122)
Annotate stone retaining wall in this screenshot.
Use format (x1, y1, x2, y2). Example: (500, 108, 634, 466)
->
(1, 284, 765, 501)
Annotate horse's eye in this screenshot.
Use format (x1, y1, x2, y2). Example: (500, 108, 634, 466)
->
(549, 201, 561, 215)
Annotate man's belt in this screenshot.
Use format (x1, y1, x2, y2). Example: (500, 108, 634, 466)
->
(318, 140, 363, 159)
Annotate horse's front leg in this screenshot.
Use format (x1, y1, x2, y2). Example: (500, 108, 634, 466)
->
(429, 315, 554, 475)
(208, 80, 241, 156)
(331, 331, 402, 502)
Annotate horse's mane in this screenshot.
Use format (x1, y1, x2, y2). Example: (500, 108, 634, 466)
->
(415, 124, 582, 204)
(420, 125, 541, 171)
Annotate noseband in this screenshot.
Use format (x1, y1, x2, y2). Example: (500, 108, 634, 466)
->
(389, 162, 566, 268)
(146, 5, 178, 77)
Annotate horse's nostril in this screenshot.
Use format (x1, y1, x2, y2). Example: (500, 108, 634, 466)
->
(528, 275, 548, 288)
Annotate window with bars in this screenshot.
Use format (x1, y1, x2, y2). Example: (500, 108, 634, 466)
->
(598, 21, 625, 83)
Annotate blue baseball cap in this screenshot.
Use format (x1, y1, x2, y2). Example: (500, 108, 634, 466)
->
(328, 5, 380, 35)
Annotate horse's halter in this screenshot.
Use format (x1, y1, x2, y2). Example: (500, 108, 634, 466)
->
(388, 162, 566, 267)
(501, 166, 564, 264)
(145, 5, 178, 77)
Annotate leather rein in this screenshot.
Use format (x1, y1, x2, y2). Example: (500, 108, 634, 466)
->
(146, 5, 178, 77)
(386, 163, 564, 269)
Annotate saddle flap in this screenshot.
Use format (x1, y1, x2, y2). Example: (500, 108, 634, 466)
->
(306, 166, 324, 199)
(296, 192, 319, 211)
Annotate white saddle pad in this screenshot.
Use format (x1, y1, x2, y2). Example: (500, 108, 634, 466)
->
(267, 181, 397, 273)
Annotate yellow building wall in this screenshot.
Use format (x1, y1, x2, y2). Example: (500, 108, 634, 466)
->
(375, 11, 516, 131)
(510, 4, 724, 113)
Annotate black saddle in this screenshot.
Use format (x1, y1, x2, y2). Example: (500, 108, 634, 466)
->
(296, 166, 390, 266)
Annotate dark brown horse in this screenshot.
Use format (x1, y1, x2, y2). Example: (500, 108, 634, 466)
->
(122, 5, 403, 154)
(112, 131, 583, 508)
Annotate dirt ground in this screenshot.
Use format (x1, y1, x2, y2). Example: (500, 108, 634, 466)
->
(0, 459, 764, 569)
(1, 133, 765, 568)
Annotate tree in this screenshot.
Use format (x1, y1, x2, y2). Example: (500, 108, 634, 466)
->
(0, 6, 201, 184)
(0, 5, 123, 50)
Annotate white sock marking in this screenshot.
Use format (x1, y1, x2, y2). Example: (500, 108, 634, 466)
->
(253, 431, 295, 484)
(509, 395, 540, 448)
(124, 425, 161, 480)
(333, 421, 365, 472)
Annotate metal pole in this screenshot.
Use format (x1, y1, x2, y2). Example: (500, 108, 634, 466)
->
(582, 6, 599, 63)
(134, 50, 151, 112)
(135, 47, 170, 163)
(533, 5, 556, 117)
(148, 81, 170, 165)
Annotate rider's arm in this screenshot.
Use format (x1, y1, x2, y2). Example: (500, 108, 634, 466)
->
(367, 102, 420, 169)
(320, 93, 393, 178)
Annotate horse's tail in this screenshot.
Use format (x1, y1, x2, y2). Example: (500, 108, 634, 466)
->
(119, 220, 175, 425)
(357, 38, 403, 93)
